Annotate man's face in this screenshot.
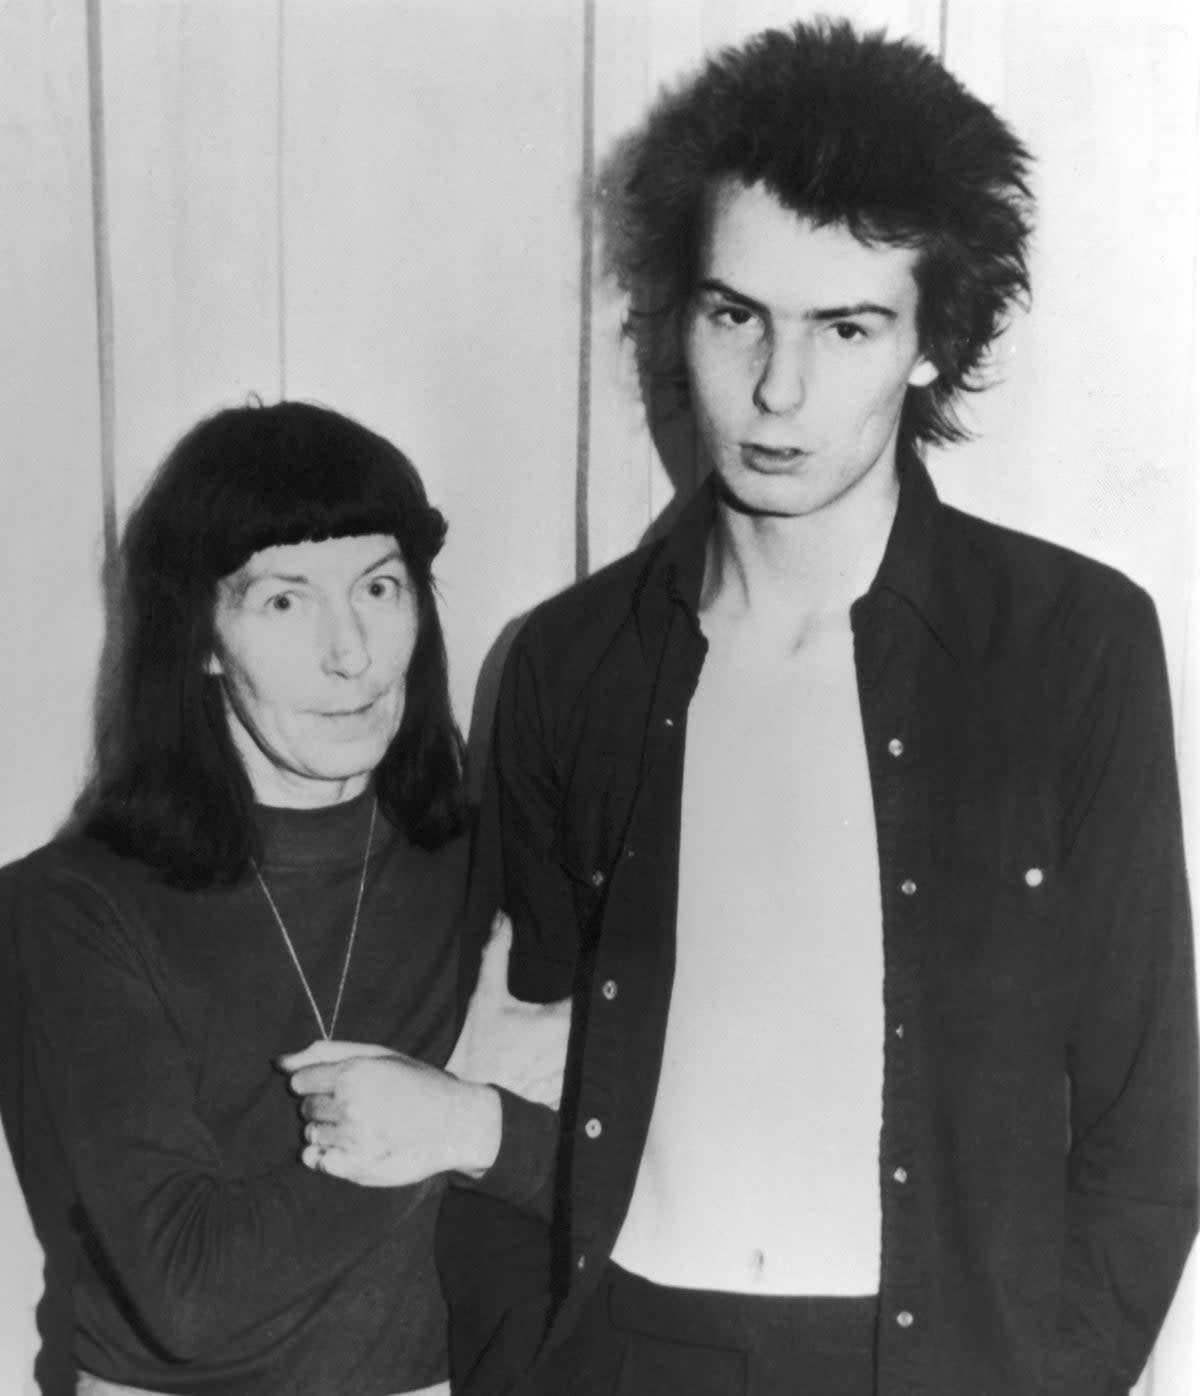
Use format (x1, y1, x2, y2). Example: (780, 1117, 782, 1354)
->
(684, 179, 936, 519)
(208, 532, 418, 808)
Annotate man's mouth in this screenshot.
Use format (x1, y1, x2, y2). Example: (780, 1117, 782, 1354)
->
(741, 442, 808, 469)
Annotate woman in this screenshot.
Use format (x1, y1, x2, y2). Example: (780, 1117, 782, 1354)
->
(14, 401, 512, 1395)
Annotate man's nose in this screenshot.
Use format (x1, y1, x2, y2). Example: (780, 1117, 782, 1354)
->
(752, 334, 808, 416)
(320, 603, 370, 677)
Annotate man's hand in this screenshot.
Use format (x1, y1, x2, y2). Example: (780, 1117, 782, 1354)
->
(447, 910, 572, 1108)
(281, 1041, 502, 1186)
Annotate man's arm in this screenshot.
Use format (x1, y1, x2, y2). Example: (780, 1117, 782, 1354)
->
(441, 623, 584, 1391)
(282, 911, 570, 1213)
(1049, 589, 1198, 1393)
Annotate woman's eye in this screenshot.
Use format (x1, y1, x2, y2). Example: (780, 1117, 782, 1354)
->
(364, 576, 403, 600)
(267, 593, 294, 613)
(832, 321, 867, 342)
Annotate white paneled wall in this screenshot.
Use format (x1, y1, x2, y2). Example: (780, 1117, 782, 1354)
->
(103, 0, 283, 512)
(2, 0, 106, 866)
(2, 2, 1196, 1391)
(278, 0, 584, 743)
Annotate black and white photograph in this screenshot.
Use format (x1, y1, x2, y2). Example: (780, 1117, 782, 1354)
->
(2, 2, 1197, 1394)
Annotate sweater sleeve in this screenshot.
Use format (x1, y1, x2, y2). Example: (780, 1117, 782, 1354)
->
(1047, 589, 1198, 1392)
(15, 856, 433, 1363)
(472, 1089, 559, 1219)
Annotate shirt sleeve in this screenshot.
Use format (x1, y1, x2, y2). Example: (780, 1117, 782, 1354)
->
(1048, 587, 1198, 1392)
(453, 687, 565, 1224)
(492, 623, 584, 1002)
(15, 858, 435, 1364)
(435, 624, 576, 1390)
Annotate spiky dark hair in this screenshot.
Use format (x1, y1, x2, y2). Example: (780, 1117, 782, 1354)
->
(600, 18, 1034, 452)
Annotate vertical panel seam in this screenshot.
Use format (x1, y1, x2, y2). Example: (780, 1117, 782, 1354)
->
(276, 0, 288, 399)
(1174, 61, 1200, 777)
(85, 0, 117, 576)
(575, 0, 597, 581)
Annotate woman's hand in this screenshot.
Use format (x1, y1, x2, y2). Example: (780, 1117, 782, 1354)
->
(281, 1041, 502, 1185)
(279, 909, 571, 1185)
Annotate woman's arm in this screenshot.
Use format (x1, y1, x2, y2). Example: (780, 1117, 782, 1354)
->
(16, 856, 430, 1362)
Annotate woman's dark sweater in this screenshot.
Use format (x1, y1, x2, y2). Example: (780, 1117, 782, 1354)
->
(16, 789, 467, 1395)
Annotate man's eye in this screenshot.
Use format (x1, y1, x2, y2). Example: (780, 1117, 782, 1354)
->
(267, 593, 295, 613)
(712, 305, 757, 329)
(831, 321, 868, 342)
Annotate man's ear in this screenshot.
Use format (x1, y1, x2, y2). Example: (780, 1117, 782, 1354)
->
(907, 357, 939, 389)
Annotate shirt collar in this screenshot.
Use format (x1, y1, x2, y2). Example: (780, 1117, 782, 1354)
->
(867, 447, 972, 663)
(632, 449, 972, 664)
(632, 479, 714, 654)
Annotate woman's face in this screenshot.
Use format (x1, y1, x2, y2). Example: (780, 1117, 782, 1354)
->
(207, 533, 419, 808)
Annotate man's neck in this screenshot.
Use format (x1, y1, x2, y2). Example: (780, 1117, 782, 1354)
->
(700, 469, 899, 647)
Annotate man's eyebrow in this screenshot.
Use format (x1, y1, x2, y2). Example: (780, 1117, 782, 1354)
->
(695, 278, 765, 312)
(695, 279, 897, 322)
(807, 302, 897, 322)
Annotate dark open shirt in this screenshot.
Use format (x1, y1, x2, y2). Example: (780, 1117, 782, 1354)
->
(442, 456, 1197, 1396)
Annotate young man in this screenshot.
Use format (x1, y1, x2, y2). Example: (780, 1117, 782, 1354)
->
(443, 19, 1196, 1396)
(292, 20, 1197, 1396)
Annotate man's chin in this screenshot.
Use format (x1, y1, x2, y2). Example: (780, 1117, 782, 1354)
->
(712, 470, 813, 520)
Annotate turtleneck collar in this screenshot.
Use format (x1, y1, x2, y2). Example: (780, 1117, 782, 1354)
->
(254, 785, 392, 871)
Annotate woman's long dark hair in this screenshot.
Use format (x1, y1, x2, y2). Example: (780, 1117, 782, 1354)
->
(83, 400, 467, 887)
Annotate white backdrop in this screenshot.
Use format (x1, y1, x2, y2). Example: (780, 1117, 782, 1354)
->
(2, 1, 1197, 1391)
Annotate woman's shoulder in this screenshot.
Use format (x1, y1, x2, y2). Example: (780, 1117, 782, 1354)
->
(10, 835, 173, 970)
(17, 832, 157, 902)
(380, 819, 472, 904)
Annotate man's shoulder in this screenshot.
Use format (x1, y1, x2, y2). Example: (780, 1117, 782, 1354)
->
(535, 537, 662, 624)
(939, 502, 1153, 630)
(491, 536, 673, 740)
(511, 536, 664, 662)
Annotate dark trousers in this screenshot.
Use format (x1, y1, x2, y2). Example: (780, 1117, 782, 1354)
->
(527, 1264, 878, 1396)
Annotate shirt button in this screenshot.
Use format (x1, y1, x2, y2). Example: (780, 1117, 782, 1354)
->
(887, 737, 904, 757)
(601, 979, 618, 1001)
(590, 869, 606, 889)
(664, 716, 676, 728)
(896, 1310, 914, 1329)
(893, 1166, 908, 1184)
(901, 878, 918, 896)
(584, 1117, 603, 1139)
(1024, 867, 1044, 888)
(895, 1023, 905, 1040)
(576, 1253, 587, 1271)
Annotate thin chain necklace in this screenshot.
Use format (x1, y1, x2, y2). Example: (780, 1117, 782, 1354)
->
(252, 800, 377, 1041)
